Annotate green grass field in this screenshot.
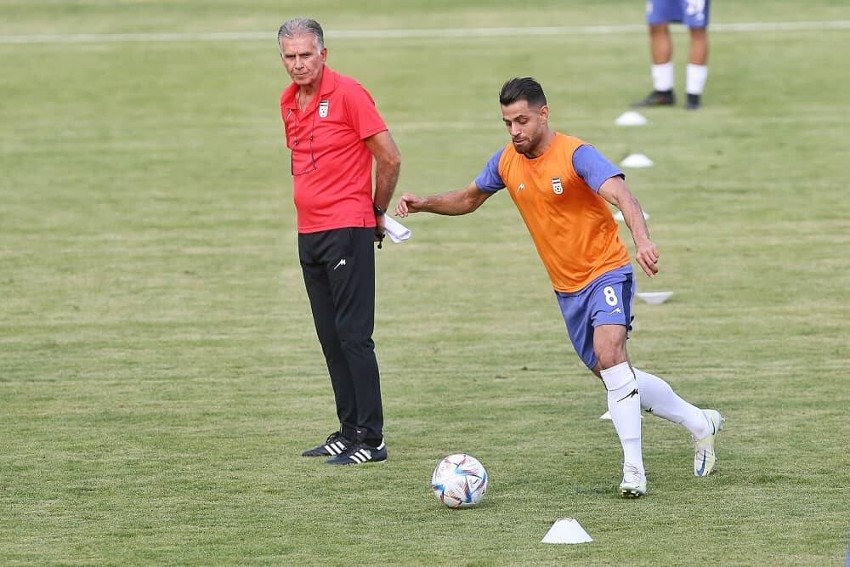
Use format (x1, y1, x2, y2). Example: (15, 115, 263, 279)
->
(2, 1, 849, 565)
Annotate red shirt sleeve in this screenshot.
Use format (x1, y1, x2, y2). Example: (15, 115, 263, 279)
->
(341, 80, 387, 141)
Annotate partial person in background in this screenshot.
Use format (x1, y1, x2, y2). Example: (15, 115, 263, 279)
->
(278, 17, 401, 465)
(632, 0, 710, 110)
(396, 77, 723, 498)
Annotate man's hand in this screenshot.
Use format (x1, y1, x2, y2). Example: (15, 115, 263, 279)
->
(394, 193, 424, 218)
(634, 239, 659, 278)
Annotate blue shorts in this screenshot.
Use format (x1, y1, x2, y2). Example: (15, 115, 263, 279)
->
(555, 266, 634, 370)
(646, 0, 711, 28)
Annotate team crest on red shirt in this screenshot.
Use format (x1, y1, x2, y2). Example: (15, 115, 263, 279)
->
(551, 177, 563, 195)
(319, 100, 329, 118)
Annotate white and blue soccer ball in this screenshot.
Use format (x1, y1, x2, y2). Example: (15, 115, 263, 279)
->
(431, 453, 489, 508)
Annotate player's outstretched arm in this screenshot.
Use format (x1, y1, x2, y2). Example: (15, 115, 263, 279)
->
(599, 176, 659, 278)
(395, 181, 491, 217)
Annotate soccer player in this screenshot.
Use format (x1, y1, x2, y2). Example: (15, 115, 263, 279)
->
(632, 0, 711, 110)
(395, 77, 723, 497)
(278, 18, 401, 465)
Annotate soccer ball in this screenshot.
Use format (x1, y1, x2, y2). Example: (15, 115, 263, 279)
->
(431, 453, 488, 508)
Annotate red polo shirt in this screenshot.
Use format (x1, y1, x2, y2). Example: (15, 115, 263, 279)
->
(280, 66, 388, 233)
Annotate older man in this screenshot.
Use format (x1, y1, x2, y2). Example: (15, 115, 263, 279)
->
(278, 18, 400, 465)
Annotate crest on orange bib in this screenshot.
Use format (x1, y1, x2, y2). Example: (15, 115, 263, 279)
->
(319, 100, 329, 118)
(551, 177, 563, 195)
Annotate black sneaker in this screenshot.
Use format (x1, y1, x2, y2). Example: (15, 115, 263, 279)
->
(326, 439, 387, 465)
(632, 89, 676, 107)
(301, 432, 353, 457)
(686, 93, 702, 110)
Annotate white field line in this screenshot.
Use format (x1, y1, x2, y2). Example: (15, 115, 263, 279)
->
(1, 20, 849, 45)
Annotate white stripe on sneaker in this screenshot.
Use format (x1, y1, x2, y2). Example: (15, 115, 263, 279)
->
(349, 449, 372, 463)
(325, 441, 347, 455)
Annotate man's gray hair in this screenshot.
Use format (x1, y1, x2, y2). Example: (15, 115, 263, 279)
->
(277, 18, 325, 50)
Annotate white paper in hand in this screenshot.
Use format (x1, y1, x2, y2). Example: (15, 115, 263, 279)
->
(383, 216, 412, 243)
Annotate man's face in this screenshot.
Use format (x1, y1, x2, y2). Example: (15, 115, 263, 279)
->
(501, 99, 549, 157)
(279, 34, 327, 87)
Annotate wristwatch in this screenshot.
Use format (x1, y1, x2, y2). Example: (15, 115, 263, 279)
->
(373, 203, 385, 217)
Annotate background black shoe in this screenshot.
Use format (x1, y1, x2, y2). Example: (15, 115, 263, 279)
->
(326, 439, 387, 465)
(302, 432, 353, 457)
(686, 93, 702, 110)
(632, 89, 676, 107)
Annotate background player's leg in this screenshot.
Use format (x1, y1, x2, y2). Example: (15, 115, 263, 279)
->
(633, 24, 676, 106)
(686, 27, 709, 109)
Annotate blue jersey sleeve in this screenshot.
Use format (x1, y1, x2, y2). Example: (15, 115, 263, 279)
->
(473, 149, 506, 193)
(572, 144, 624, 193)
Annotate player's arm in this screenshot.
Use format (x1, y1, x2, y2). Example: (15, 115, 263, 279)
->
(395, 181, 492, 217)
(599, 176, 659, 278)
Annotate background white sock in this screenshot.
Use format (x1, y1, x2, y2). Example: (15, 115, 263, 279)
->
(651, 62, 675, 92)
(686, 64, 708, 95)
(633, 368, 710, 439)
(600, 362, 644, 471)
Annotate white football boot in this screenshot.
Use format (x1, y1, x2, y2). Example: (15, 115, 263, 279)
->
(619, 463, 647, 498)
(694, 409, 725, 477)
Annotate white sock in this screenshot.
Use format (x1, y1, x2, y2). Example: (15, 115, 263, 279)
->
(633, 368, 711, 439)
(686, 64, 708, 95)
(651, 62, 674, 92)
(600, 362, 644, 472)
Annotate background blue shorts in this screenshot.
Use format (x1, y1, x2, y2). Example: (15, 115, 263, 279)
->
(646, 0, 711, 28)
(556, 266, 634, 370)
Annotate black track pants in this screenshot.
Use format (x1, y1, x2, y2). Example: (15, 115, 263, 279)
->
(298, 227, 383, 441)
